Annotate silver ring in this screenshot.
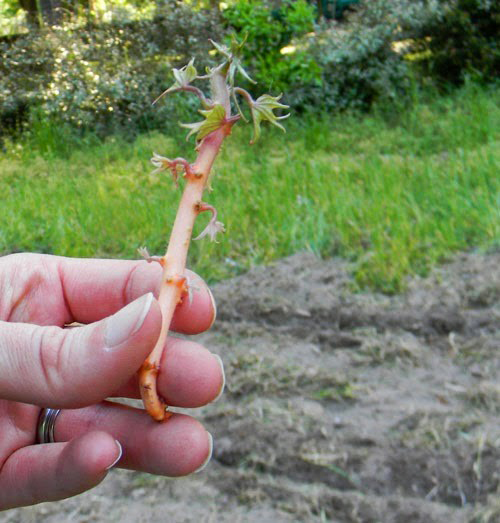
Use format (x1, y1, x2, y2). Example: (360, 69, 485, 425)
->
(36, 408, 62, 444)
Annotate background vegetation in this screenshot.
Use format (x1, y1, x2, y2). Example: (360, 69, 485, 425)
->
(2, 83, 498, 292)
(2, 0, 498, 137)
(0, 0, 499, 291)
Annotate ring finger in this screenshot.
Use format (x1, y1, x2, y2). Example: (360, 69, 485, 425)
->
(54, 403, 213, 477)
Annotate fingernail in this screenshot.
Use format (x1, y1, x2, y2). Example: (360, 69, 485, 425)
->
(104, 293, 154, 349)
(106, 440, 123, 470)
(195, 432, 213, 474)
(207, 286, 217, 330)
(211, 354, 225, 403)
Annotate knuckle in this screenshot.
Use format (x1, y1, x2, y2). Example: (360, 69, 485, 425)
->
(33, 325, 70, 403)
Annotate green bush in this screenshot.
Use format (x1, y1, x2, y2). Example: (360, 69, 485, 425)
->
(293, 0, 412, 112)
(0, 32, 54, 133)
(0, 1, 223, 139)
(220, 0, 320, 95)
(292, 0, 498, 112)
(404, 0, 499, 85)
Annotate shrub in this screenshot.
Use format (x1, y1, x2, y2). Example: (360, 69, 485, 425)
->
(0, 2, 223, 139)
(286, 0, 498, 112)
(0, 32, 53, 134)
(294, 0, 413, 112)
(220, 0, 320, 96)
(403, 0, 499, 85)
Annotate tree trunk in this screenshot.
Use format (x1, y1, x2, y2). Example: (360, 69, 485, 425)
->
(19, 0, 40, 27)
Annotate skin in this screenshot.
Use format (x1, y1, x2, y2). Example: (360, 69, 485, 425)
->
(0, 252, 223, 510)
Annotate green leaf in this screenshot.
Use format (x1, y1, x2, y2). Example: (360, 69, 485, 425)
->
(250, 94, 289, 144)
(210, 39, 231, 59)
(181, 104, 226, 142)
(210, 36, 255, 86)
(167, 58, 198, 93)
(152, 58, 199, 105)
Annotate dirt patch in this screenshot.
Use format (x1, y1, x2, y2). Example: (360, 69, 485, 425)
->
(2, 250, 499, 522)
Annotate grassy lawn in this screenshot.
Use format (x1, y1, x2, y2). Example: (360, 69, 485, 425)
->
(1, 84, 498, 292)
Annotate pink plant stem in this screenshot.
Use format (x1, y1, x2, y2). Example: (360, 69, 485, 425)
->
(139, 126, 230, 421)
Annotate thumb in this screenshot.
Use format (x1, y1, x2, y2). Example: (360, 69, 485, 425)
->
(0, 293, 161, 407)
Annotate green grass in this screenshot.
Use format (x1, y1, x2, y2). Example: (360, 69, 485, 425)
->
(1, 83, 498, 292)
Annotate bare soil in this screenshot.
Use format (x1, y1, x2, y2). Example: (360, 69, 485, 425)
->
(2, 250, 499, 523)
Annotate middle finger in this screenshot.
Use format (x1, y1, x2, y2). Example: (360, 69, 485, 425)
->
(115, 337, 225, 408)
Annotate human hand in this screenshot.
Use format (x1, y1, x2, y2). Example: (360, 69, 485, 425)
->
(0, 253, 223, 510)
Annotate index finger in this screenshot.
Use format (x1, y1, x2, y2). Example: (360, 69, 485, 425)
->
(57, 257, 216, 334)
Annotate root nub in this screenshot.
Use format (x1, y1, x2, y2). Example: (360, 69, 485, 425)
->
(139, 361, 170, 422)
